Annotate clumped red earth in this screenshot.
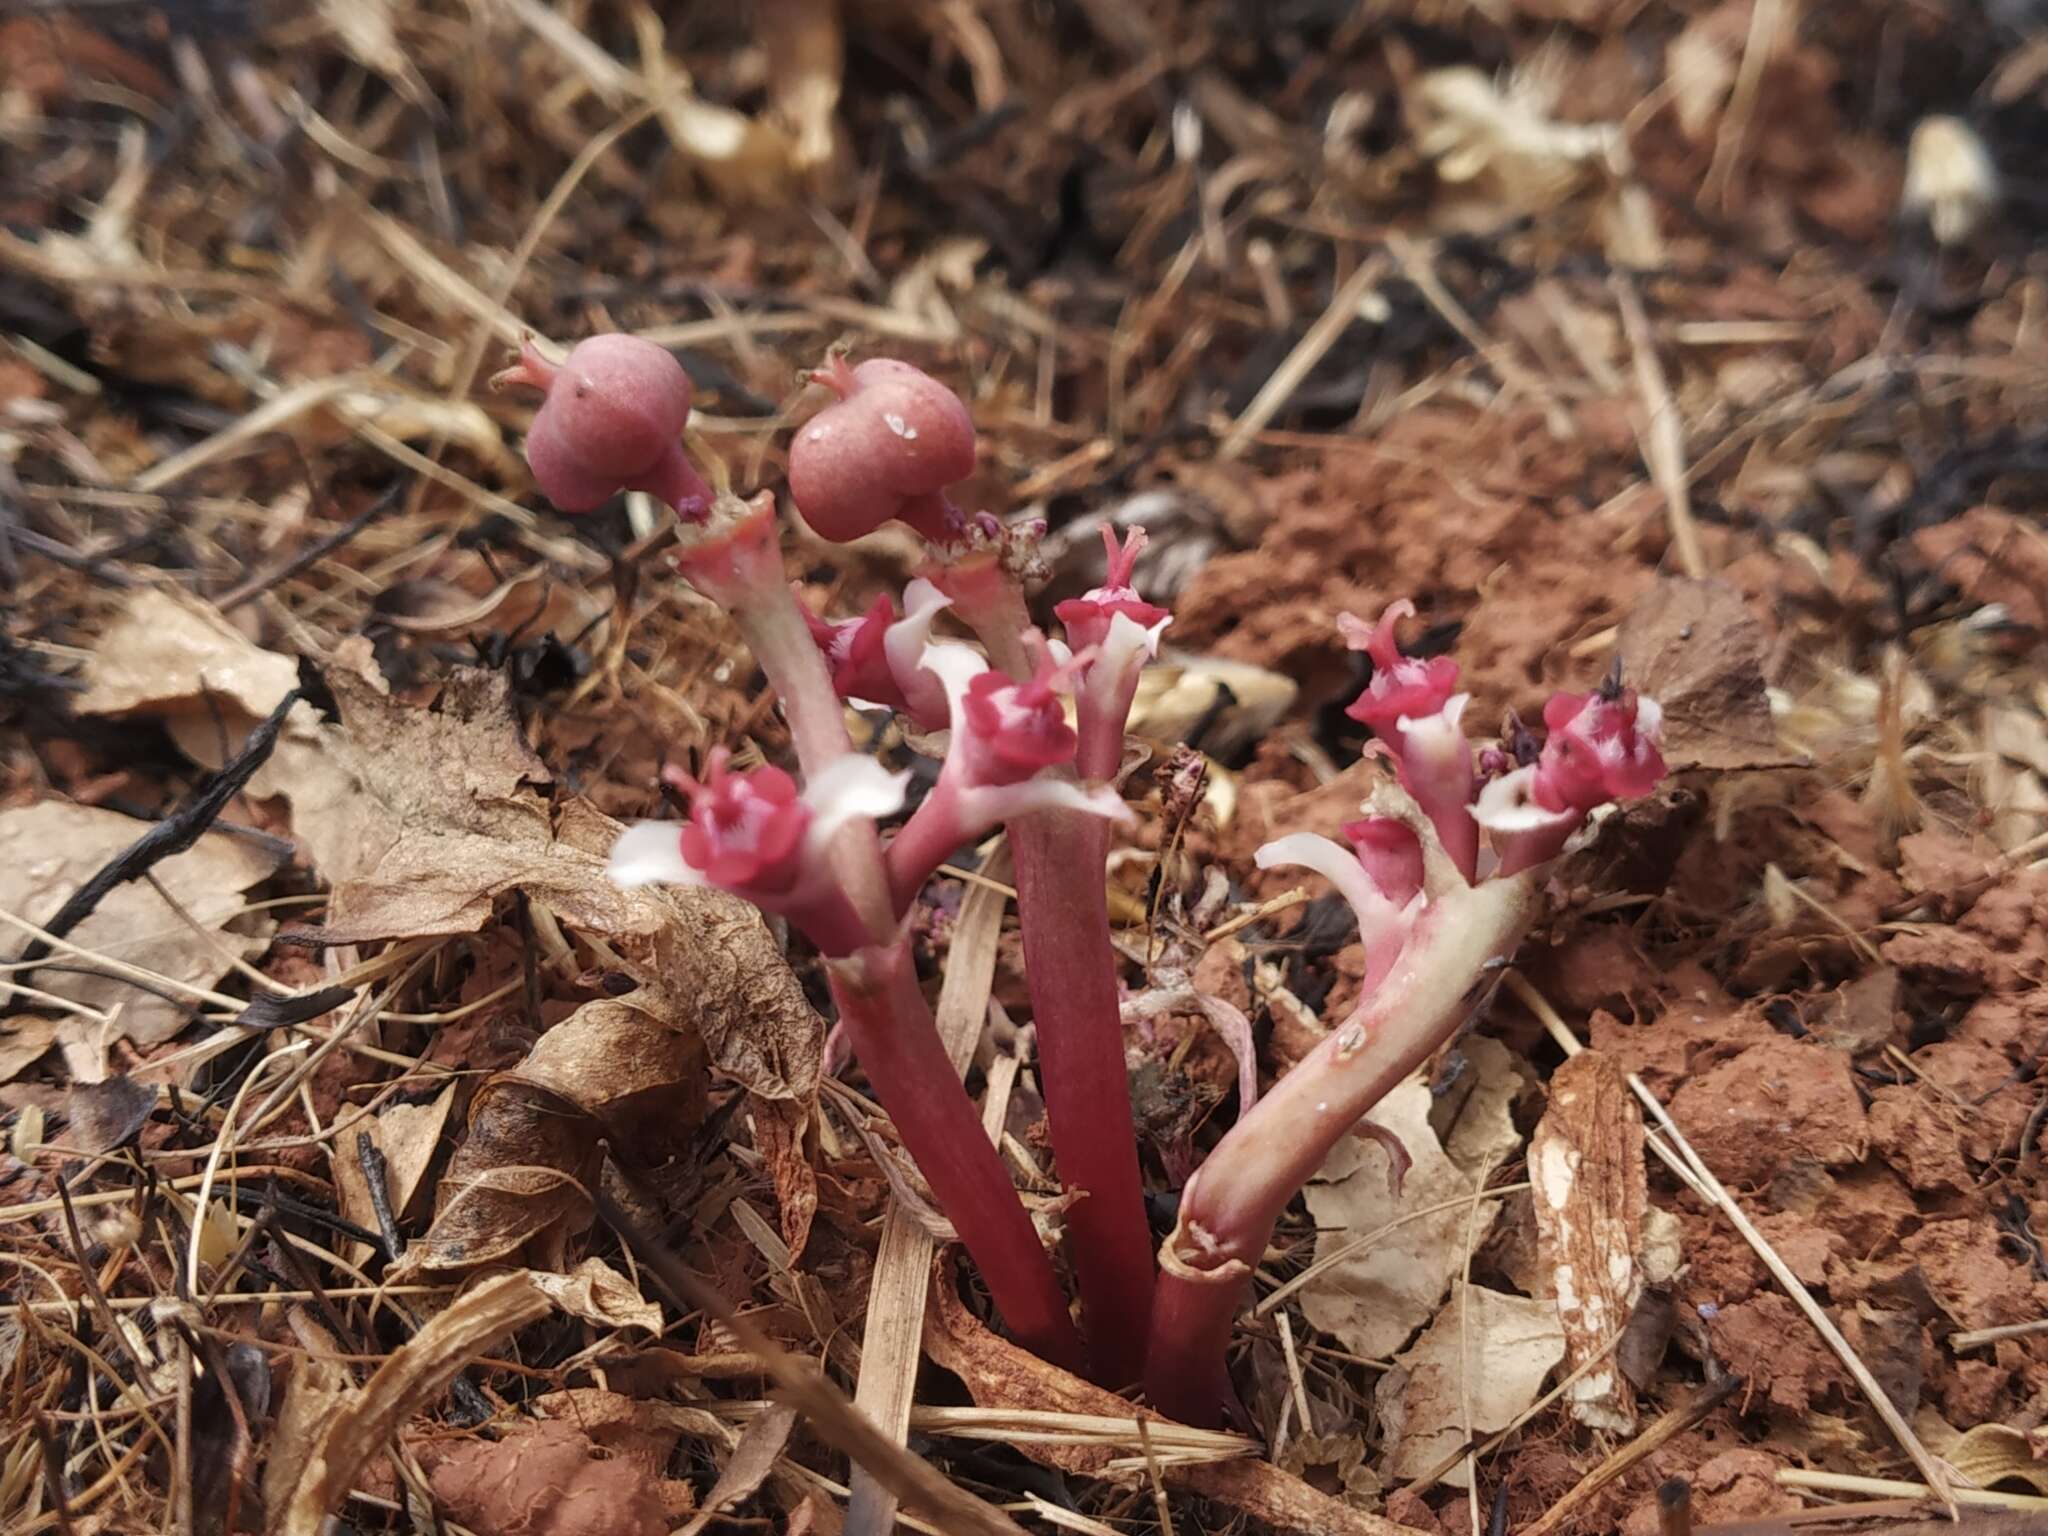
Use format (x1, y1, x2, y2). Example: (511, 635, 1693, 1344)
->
(2, 1, 2047, 1534)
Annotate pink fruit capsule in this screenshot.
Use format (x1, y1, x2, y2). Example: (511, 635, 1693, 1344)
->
(497, 335, 708, 517)
(786, 356, 977, 542)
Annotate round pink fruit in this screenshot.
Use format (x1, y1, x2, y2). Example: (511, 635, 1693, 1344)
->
(786, 357, 976, 542)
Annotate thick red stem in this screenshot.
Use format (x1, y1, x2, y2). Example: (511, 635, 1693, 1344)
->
(1144, 871, 1540, 1423)
(941, 552, 1158, 1386)
(829, 944, 1085, 1374)
(1012, 811, 1157, 1386)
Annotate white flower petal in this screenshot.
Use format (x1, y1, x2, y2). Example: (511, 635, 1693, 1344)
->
(1634, 692, 1665, 741)
(964, 776, 1131, 830)
(803, 753, 912, 850)
(886, 579, 955, 714)
(1471, 765, 1577, 835)
(1394, 694, 1473, 786)
(1256, 832, 1386, 918)
(919, 641, 990, 734)
(1101, 610, 1170, 674)
(609, 821, 701, 888)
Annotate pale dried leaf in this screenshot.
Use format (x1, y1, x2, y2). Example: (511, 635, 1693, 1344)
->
(278, 1272, 551, 1536)
(758, 0, 844, 179)
(677, 1403, 798, 1536)
(1922, 1421, 2048, 1496)
(527, 1258, 663, 1334)
(332, 1083, 458, 1265)
(0, 801, 281, 1045)
(1529, 1051, 1645, 1433)
(261, 1311, 354, 1529)
(1300, 1050, 1519, 1359)
(397, 996, 704, 1277)
(263, 649, 822, 1105)
(751, 1094, 817, 1260)
(315, 0, 428, 104)
(1374, 1283, 1567, 1487)
(77, 587, 297, 721)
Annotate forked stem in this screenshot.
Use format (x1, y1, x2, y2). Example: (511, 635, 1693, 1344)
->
(1145, 870, 1540, 1423)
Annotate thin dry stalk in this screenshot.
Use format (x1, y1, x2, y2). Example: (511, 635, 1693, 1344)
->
(1613, 271, 1706, 580)
(1220, 253, 1391, 459)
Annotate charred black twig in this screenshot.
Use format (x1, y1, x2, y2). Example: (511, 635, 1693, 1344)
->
(356, 1132, 405, 1262)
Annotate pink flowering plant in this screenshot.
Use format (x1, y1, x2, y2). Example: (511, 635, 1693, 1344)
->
(497, 334, 1669, 1418)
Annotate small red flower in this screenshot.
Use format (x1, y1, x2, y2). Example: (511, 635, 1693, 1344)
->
(963, 654, 1080, 781)
(1055, 526, 1172, 653)
(667, 750, 809, 892)
(1533, 686, 1667, 813)
(807, 594, 904, 712)
(1340, 601, 1460, 740)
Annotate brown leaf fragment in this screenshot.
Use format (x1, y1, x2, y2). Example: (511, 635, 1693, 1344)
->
(64, 1075, 156, 1153)
(1912, 505, 2048, 633)
(426, 1418, 668, 1536)
(923, 1264, 1432, 1536)
(1529, 1050, 1646, 1433)
(278, 1271, 551, 1536)
(677, 1402, 798, 1536)
(332, 1083, 456, 1265)
(397, 1076, 599, 1276)
(526, 1258, 663, 1334)
(261, 1311, 354, 1530)
(1299, 1043, 1520, 1359)
(1618, 577, 1801, 772)
(751, 1094, 817, 1261)
(78, 587, 297, 722)
(263, 649, 824, 1106)
(397, 996, 703, 1277)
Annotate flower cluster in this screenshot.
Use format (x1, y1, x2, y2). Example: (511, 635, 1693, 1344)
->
(503, 335, 1673, 1417)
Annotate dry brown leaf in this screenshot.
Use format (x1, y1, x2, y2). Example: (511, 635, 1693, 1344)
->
(1528, 1050, 1645, 1433)
(266, 649, 824, 1110)
(923, 1265, 1431, 1536)
(1300, 1039, 1522, 1360)
(758, 0, 844, 181)
(427, 1419, 670, 1536)
(0, 801, 282, 1046)
(65, 1076, 157, 1152)
(750, 1094, 817, 1260)
(1374, 1283, 1567, 1487)
(526, 1257, 664, 1334)
(266, 645, 627, 942)
(0, 1017, 61, 1081)
(77, 587, 297, 722)
(397, 996, 704, 1277)
(278, 1272, 552, 1536)
(332, 1082, 457, 1265)
(261, 1311, 355, 1530)
(1922, 1420, 2048, 1496)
